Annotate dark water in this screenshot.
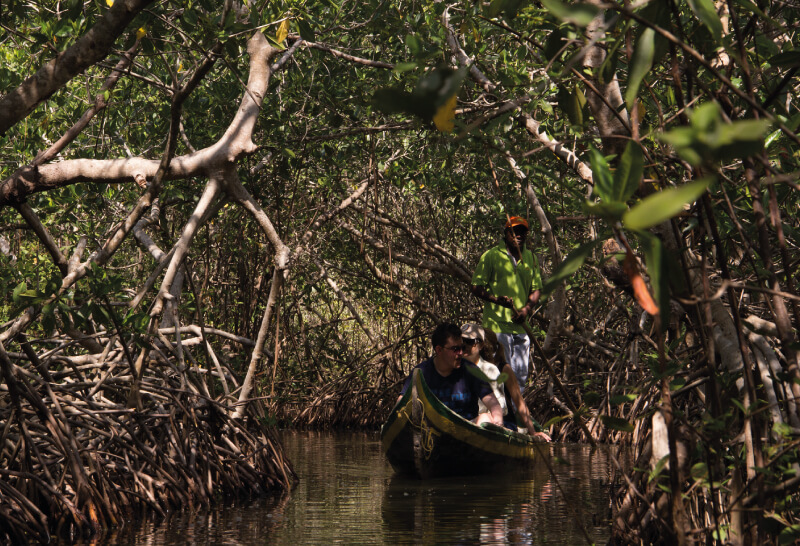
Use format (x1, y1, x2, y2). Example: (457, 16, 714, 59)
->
(91, 431, 614, 545)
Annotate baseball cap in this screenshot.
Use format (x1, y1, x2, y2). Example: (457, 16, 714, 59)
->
(505, 216, 529, 230)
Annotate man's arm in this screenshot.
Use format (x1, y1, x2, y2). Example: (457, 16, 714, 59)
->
(503, 364, 551, 442)
(472, 284, 513, 308)
(513, 288, 541, 322)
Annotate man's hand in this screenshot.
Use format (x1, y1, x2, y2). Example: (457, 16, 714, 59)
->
(512, 305, 531, 323)
(472, 285, 514, 309)
(496, 295, 514, 308)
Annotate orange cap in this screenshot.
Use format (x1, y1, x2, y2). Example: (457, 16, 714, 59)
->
(504, 216, 528, 230)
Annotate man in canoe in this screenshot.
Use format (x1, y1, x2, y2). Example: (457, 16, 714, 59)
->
(471, 216, 543, 394)
(461, 323, 551, 442)
(399, 323, 504, 426)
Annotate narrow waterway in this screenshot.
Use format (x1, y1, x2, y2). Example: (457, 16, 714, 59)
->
(90, 430, 615, 544)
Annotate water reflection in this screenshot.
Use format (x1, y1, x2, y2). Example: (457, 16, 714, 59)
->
(73, 431, 612, 545)
(381, 451, 609, 545)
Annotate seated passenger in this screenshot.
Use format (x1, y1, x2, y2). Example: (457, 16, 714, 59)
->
(400, 323, 503, 426)
(461, 323, 551, 442)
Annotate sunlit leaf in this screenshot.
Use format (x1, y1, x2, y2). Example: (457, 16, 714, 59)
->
(12, 281, 27, 304)
(648, 455, 669, 482)
(610, 394, 637, 405)
(276, 19, 290, 44)
(433, 94, 457, 131)
(765, 128, 782, 148)
(779, 524, 800, 545)
(623, 178, 711, 231)
(582, 200, 628, 222)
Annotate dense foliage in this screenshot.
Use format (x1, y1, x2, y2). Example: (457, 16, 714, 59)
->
(1, 0, 799, 543)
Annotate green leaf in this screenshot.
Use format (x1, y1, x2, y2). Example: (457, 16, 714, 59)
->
(690, 102, 719, 132)
(486, 0, 523, 18)
(658, 126, 701, 165)
(405, 34, 422, 57)
(713, 119, 771, 161)
(610, 393, 637, 405)
(542, 240, 603, 296)
(582, 200, 628, 222)
(648, 455, 669, 482)
(765, 128, 782, 148)
(600, 415, 634, 432)
(487, 0, 506, 17)
(624, 178, 712, 231)
(41, 303, 56, 333)
(732, 0, 781, 28)
(613, 141, 644, 202)
(465, 364, 493, 383)
(12, 281, 27, 304)
(543, 27, 566, 62)
(767, 51, 800, 68)
(543, 415, 570, 428)
(686, 0, 724, 43)
(584, 391, 602, 405)
(637, 1, 669, 64)
(89, 302, 114, 328)
(540, 0, 599, 26)
(297, 19, 315, 42)
(625, 27, 655, 109)
(558, 85, 584, 127)
(779, 524, 800, 545)
(373, 65, 467, 124)
(690, 462, 709, 481)
(590, 147, 614, 202)
(394, 62, 418, 73)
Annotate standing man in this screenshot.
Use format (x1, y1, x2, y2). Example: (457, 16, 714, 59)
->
(471, 216, 543, 394)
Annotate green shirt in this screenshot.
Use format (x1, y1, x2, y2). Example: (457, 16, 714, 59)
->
(471, 243, 543, 334)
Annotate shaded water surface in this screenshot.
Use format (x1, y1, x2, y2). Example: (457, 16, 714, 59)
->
(90, 431, 615, 544)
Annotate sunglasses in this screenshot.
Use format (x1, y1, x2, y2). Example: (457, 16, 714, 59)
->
(462, 337, 479, 346)
(442, 345, 465, 353)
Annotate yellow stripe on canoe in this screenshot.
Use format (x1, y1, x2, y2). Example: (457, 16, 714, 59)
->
(414, 371, 537, 460)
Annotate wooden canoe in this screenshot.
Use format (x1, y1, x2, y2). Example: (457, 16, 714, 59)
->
(381, 369, 542, 478)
